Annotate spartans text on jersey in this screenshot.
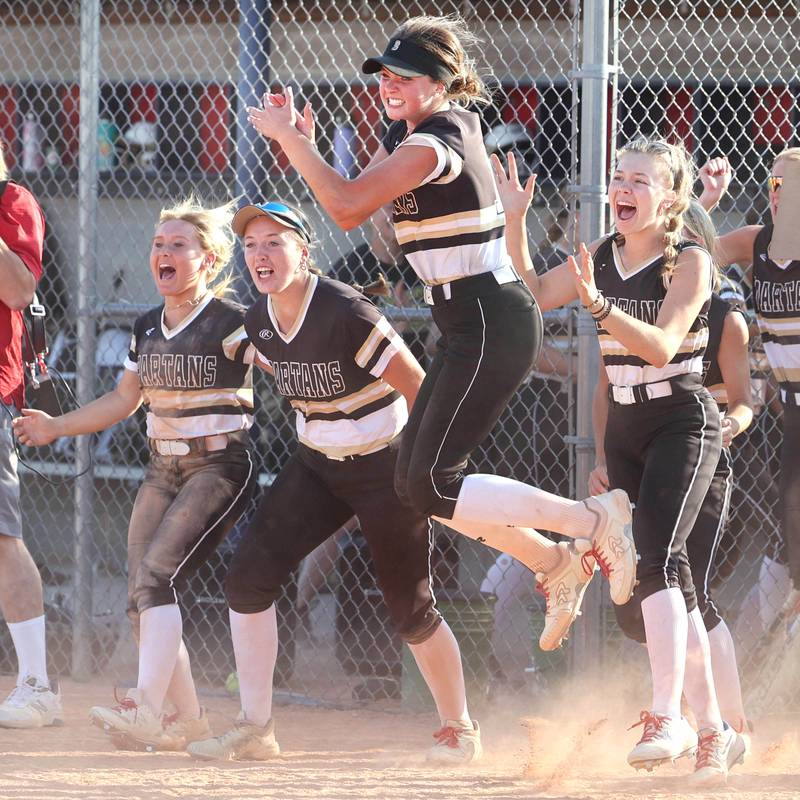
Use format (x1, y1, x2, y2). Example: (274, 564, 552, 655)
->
(754, 278, 800, 313)
(137, 353, 218, 388)
(271, 360, 345, 399)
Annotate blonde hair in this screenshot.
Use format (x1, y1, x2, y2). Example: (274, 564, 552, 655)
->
(773, 146, 800, 170)
(617, 137, 696, 277)
(392, 15, 490, 106)
(683, 199, 722, 290)
(0, 140, 7, 181)
(157, 197, 237, 297)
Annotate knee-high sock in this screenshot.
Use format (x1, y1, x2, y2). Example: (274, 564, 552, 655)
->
(7, 615, 47, 686)
(707, 620, 746, 730)
(137, 603, 183, 714)
(641, 588, 687, 719)
(229, 605, 277, 728)
(434, 515, 563, 574)
(408, 621, 469, 725)
(452, 474, 595, 540)
(164, 640, 201, 720)
(684, 607, 724, 730)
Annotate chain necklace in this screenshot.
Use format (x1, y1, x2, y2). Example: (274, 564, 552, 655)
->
(165, 291, 209, 312)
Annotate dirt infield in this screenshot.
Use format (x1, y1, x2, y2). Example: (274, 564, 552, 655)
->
(0, 677, 798, 800)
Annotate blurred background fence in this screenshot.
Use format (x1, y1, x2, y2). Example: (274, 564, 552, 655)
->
(0, 0, 798, 715)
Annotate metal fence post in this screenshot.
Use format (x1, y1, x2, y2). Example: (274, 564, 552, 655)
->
(72, 0, 100, 681)
(235, 0, 272, 302)
(570, 0, 612, 673)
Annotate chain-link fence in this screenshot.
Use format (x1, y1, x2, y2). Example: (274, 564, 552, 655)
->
(0, 0, 797, 715)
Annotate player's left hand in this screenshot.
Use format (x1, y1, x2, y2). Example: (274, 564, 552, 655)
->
(569, 243, 600, 309)
(247, 86, 312, 143)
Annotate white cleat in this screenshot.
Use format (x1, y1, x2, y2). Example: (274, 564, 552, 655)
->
(584, 489, 637, 605)
(426, 719, 482, 765)
(627, 711, 697, 771)
(187, 715, 280, 761)
(89, 688, 164, 746)
(0, 675, 63, 729)
(689, 723, 749, 788)
(537, 541, 596, 651)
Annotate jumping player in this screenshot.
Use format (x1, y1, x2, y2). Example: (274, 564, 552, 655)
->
(13, 199, 256, 751)
(188, 202, 479, 763)
(698, 148, 800, 618)
(493, 139, 741, 784)
(245, 14, 637, 647)
(590, 199, 752, 769)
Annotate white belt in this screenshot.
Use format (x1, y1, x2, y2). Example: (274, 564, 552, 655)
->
(150, 433, 230, 456)
(422, 265, 518, 305)
(610, 379, 674, 405)
(780, 388, 800, 406)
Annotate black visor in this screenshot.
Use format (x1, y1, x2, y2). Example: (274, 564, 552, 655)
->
(362, 38, 454, 84)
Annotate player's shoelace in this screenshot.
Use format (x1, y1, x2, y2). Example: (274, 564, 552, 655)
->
(628, 710, 668, 742)
(432, 725, 462, 749)
(695, 729, 723, 770)
(582, 546, 610, 579)
(535, 578, 550, 604)
(110, 688, 140, 720)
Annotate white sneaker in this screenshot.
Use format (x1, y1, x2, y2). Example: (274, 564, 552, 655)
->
(426, 719, 482, 765)
(110, 708, 213, 752)
(187, 715, 280, 761)
(627, 711, 697, 771)
(690, 723, 749, 788)
(89, 689, 164, 744)
(584, 490, 637, 605)
(537, 541, 596, 651)
(0, 675, 63, 728)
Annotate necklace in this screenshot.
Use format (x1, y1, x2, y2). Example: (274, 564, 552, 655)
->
(165, 292, 209, 312)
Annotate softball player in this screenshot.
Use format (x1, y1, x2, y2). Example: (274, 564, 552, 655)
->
(494, 138, 741, 785)
(590, 200, 753, 756)
(699, 148, 800, 618)
(188, 202, 480, 764)
(14, 199, 256, 751)
(246, 14, 638, 650)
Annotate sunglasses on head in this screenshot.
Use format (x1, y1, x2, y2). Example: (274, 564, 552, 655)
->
(260, 201, 311, 241)
(767, 176, 783, 192)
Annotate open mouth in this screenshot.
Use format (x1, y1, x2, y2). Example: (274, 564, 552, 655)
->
(616, 201, 636, 222)
(159, 265, 176, 280)
(386, 97, 404, 109)
(256, 266, 274, 279)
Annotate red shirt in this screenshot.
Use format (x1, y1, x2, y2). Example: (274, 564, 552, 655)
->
(0, 182, 45, 408)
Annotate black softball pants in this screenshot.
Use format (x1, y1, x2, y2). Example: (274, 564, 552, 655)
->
(225, 438, 442, 644)
(395, 278, 543, 519)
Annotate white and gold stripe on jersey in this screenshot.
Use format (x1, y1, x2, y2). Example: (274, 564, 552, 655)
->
(394, 204, 505, 248)
(354, 316, 403, 377)
(399, 132, 464, 186)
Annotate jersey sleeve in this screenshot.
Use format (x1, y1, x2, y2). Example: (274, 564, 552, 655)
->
(397, 114, 464, 186)
(347, 296, 404, 378)
(381, 120, 408, 155)
(222, 323, 253, 364)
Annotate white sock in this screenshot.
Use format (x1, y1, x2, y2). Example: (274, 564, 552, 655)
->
(137, 604, 183, 714)
(7, 615, 48, 686)
(758, 556, 791, 630)
(684, 607, 723, 730)
(407, 621, 469, 725)
(434, 515, 563, 574)
(707, 620, 747, 730)
(229, 606, 277, 728)
(451, 474, 594, 540)
(641, 588, 686, 718)
(165, 640, 201, 721)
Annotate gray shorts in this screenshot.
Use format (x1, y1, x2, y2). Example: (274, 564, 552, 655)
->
(0, 404, 22, 539)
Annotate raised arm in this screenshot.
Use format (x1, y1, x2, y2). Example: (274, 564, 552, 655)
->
(13, 368, 143, 446)
(588, 361, 610, 496)
(697, 156, 732, 212)
(572, 244, 713, 368)
(489, 152, 579, 311)
(247, 88, 437, 231)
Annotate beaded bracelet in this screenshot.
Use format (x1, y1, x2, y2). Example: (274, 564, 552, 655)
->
(592, 296, 613, 322)
(585, 292, 604, 313)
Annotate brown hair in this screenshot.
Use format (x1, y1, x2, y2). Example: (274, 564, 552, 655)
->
(157, 197, 237, 297)
(683, 199, 722, 290)
(616, 137, 696, 277)
(392, 15, 490, 106)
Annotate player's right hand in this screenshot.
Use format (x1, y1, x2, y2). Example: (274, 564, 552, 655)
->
(11, 408, 58, 446)
(490, 152, 536, 219)
(588, 462, 609, 496)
